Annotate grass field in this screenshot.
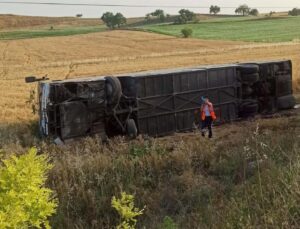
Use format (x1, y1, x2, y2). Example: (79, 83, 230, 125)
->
(0, 25, 105, 40)
(2, 15, 300, 42)
(1, 15, 300, 228)
(143, 16, 300, 42)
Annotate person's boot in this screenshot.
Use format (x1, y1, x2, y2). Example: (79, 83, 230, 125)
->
(201, 130, 205, 137)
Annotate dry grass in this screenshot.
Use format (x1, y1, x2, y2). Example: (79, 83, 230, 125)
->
(1, 111, 298, 228)
(0, 30, 299, 124)
(0, 14, 101, 31)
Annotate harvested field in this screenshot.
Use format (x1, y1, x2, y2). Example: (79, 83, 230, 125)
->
(0, 30, 300, 124)
(0, 14, 101, 31)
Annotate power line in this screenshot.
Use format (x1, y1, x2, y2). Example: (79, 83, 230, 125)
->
(0, 1, 297, 9)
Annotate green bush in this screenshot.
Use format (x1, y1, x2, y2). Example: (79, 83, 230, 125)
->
(162, 216, 178, 229)
(0, 148, 57, 228)
(181, 28, 193, 38)
(111, 192, 145, 229)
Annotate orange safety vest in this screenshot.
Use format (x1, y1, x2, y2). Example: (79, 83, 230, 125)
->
(201, 102, 217, 121)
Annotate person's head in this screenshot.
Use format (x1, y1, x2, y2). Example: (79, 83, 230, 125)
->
(202, 96, 209, 104)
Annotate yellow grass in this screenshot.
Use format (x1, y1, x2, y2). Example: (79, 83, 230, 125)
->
(0, 14, 101, 31)
(0, 30, 299, 123)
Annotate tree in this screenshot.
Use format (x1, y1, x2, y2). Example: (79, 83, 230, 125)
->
(235, 4, 250, 16)
(145, 13, 152, 22)
(249, 8, 259, 16)
(210, 5, 221, 15)
(150, 9, 166, 22)
(101, 12, 115, 28)
(76, 14, 83, 18)
(114, 13, 126, 28)
(0, 148, 57, 228)
(175, 9, 195, 24)
(288, 8, 300, 16)
(101, 12, 126, 29)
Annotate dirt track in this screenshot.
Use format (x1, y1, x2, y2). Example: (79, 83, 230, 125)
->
(0, 30, 300, 123)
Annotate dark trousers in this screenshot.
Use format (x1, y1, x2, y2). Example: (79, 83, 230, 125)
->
(201, 116, 213, 138)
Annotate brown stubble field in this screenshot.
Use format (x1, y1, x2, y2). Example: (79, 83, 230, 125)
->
(0, 30, 300, 124)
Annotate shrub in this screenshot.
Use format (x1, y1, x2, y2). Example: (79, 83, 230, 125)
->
(111, 192, 145, 229)
(181, 28, 193, 38)
(0, 148, 57, 229)
(162, 216, 178, 229)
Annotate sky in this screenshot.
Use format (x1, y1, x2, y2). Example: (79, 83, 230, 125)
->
(0, 0, 299, 18)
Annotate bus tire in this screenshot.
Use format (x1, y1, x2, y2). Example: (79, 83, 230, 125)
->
(105, 76, 122, 107)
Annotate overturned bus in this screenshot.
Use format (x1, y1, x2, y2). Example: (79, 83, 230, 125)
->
(29, 60, 296, 141)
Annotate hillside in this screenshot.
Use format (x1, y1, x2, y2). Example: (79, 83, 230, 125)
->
(142, 16, 300, 42)
(0, 14, 101, 31)
(1, 14, 300, 42)
(0, 13, 230, 31)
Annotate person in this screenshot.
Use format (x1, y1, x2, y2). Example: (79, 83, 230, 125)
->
(200, 96, 216, 138)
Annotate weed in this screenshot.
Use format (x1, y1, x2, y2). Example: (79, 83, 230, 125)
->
(111, 192, 145, 229)
(161, 216, 178, 229)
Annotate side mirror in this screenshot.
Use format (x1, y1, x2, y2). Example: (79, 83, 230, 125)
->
(25, 75, 49, 83)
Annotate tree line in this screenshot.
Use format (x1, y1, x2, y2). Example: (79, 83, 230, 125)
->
(100, 5, 300, 29)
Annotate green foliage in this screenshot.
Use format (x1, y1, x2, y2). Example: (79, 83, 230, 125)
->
(129, 141, 167, 158)
(149, 9, 166, 22)
(249, 8, 259, 16)
(209, 5, 221, 15)
(175, 9, 195, 24)
(235, 4, 250, 16)
(115, 13, 127, 28)
(289, 8, 300, 16)
(143, 16, 300, 42)
(0, 148, 57, 229)
(181, 28, 193, 38)
(161, 216, 178, 229)
(101, 12, 126, 29)
(129, 144, 150, 158)
(111, 192, 145, 229)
